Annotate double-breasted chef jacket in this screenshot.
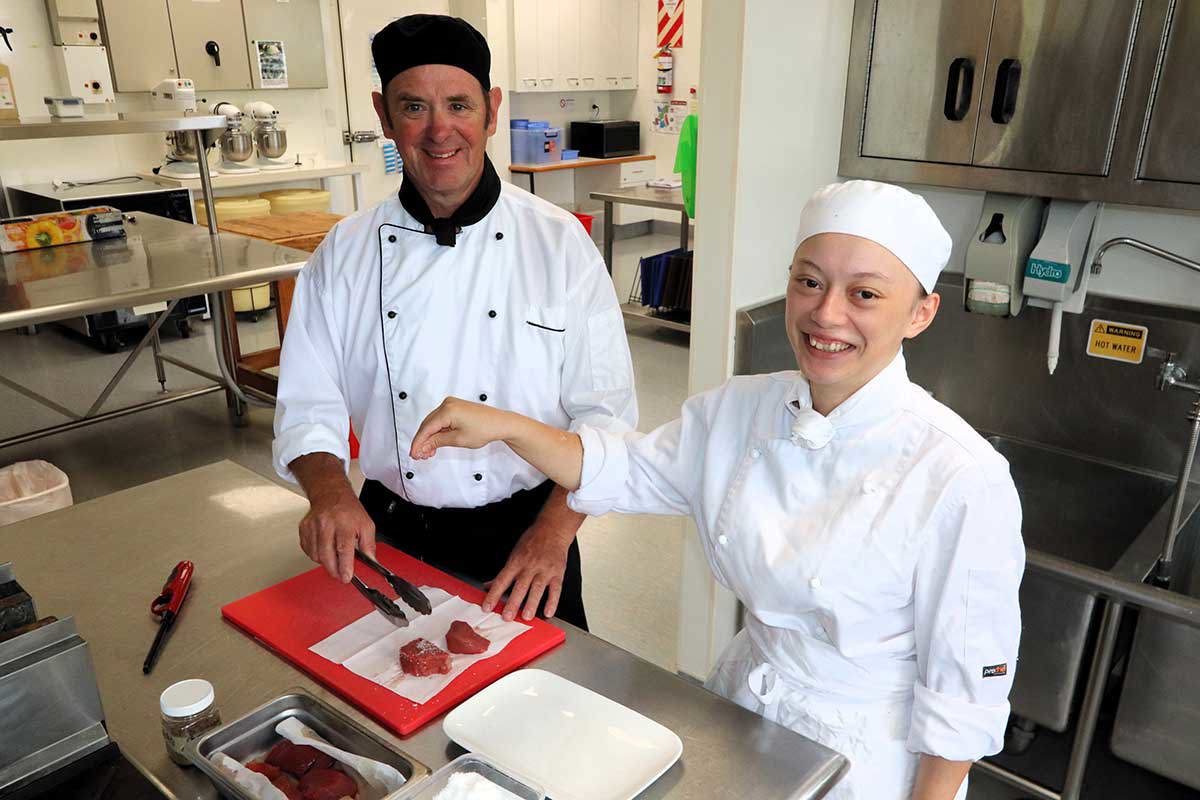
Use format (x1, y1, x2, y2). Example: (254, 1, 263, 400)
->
(569, 353, 1024, 800)
(273, 180, 638, 509)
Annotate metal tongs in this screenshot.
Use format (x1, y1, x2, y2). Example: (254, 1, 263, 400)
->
(349, 575, 409, 627)
(351, 548, 433, 621)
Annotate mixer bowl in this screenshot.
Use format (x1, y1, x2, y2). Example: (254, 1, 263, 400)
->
(167, 131, 198, 162)
(221, 129, 255, 163)
(255, 128, 288, 159)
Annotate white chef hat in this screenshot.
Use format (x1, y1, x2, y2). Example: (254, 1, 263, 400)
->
(794, 180, 952, 293)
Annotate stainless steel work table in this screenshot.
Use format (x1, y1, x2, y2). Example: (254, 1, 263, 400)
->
(1, 461, 846, 799)
(589, 186, 691, 334)
(0, 213, 309, 448)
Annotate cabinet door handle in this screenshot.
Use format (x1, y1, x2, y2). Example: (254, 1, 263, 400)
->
(943, 57, 974, 121)
(990, 58, 1021, 125)
(205, 40, 221, 68)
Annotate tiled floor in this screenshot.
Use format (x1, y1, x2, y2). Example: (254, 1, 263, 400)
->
(0, 233, 691, 675)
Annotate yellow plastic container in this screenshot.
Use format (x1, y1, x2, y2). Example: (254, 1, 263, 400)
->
(258, 188, 332, 215)
(192, 195, 271, 226)
(192, 196, 273, 314)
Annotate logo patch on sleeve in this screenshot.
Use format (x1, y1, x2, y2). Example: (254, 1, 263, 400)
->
(982, 663, 1008, 678)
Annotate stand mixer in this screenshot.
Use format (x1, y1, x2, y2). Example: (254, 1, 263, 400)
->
(243, 101, 293, 171)
(150, 78, 220, 179)
(210, 101, 258, 175)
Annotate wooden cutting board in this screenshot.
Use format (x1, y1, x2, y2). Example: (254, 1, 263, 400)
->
(218, 211, 343, 242)
(221, 544, 566, 736)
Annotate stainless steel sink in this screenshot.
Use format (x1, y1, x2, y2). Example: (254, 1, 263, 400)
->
(1111, 483, 1200, 789)
(987, 435, 1176, 732)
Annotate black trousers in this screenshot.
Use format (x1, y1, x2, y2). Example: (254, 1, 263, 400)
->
(359, 479, 588, 631)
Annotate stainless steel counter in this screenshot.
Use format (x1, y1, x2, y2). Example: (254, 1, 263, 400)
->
(0, 461, 845, 799)
(0, 213, 309, 331)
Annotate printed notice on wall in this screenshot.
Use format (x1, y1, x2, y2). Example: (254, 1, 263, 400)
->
(653, 99, 689, 135)
(255, 40, 288, 89)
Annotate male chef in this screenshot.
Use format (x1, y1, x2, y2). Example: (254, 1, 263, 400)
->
(272, 14, 636, 630)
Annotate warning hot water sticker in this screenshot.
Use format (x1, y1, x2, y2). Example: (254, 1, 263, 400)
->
(1086, 320, 1148, 364)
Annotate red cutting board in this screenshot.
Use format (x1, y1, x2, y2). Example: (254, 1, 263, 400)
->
(221, 544, 566, 736)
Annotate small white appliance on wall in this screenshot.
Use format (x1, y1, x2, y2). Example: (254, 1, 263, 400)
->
(45, 0, 115, 104)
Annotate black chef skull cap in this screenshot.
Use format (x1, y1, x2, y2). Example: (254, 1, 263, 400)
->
(372, 14, 491, 99)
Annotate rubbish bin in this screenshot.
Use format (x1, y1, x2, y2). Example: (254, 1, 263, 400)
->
(0, 460, 73, 526)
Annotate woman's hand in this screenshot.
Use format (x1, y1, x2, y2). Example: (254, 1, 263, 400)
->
(411, 397, 514, 459)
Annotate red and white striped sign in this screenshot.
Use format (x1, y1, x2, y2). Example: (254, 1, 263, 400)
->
(657, 0, 684, 49)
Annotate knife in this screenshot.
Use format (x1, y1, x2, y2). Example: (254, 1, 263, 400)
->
(355, 549, 433, 615)
(350, 576, 409, 627)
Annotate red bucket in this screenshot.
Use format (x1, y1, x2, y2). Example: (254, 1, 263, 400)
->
(571, 212, 594, 235)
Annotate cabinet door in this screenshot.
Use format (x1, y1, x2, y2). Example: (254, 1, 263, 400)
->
(972, 0, 1139, 175)
(598, 1, 621, 89)
(617, 0, 637, 89)
(513, 0, 540, 91)
(1139, 10, 1200, 184)
(535, 0, 559, 91)
(98, 0, 178, 92)
(558, 0, 581, 90)
(861, 0, 993, 164)
(578, 1, 601, 89)
(167, 0, 252, 90)
(242, 0, 326, 89)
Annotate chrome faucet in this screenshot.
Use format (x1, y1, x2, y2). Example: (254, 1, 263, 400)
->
(1090, 235, 1200, 589)
(1146, 350, 1200, 588)
(1091, 236, 1200, 278)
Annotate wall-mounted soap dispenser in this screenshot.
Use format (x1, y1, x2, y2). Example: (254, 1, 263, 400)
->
(1022, 200, 1100, 374)
(964, 194, 1048, 317)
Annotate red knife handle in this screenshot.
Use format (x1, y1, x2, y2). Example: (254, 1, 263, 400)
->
(151, 560, 194, 617)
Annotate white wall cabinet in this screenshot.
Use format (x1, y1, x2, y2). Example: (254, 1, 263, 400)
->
(513, 0, 637, 92)
(99, 0, 326, 93)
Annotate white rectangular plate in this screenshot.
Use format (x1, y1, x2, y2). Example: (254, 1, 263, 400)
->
(443, 669, 683, 800)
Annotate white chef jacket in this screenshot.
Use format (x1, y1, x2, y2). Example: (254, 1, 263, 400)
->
(273, 182, 637, 508)
(570, 353, 1023, 799)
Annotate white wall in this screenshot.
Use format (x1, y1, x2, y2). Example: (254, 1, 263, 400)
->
(678, 0, 856, 679)
(0, 0, 352, 211)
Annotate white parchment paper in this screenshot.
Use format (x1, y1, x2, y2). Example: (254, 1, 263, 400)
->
(310, 586, 531, 704)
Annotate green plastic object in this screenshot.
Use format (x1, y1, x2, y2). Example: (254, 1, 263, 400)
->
(673, 113, 698, 219)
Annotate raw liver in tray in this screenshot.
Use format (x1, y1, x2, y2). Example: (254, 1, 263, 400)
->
(221, 544, 566, 736)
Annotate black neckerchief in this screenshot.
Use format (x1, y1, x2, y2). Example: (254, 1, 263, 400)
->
(397, 155, 501, 246)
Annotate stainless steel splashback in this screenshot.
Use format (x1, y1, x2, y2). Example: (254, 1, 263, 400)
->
(0, 617, 111, 794)
(735, 273, 1200, 477)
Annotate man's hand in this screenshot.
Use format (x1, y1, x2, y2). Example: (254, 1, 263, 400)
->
(484, 522, 573, 621)
(484, 485, 585, 622)
(290, 452, 376, 583)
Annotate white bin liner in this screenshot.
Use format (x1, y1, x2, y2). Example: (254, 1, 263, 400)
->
(0, 460, 72, 526)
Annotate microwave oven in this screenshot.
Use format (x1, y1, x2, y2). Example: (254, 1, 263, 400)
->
(569, 120, 640, 158)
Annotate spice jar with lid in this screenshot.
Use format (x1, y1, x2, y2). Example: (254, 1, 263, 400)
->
(160, 678, 221, 765)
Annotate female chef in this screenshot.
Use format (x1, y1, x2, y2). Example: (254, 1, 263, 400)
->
(409, 180, 1025, 800)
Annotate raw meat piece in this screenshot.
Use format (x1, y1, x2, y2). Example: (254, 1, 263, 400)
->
(298, 767, 359, 800)
(265, 740, 335, 777)
(272, 773, 303, 800)
(399, 638, 452, 676)
(243, 760, 282, 780)
(445, 620, 490, 655)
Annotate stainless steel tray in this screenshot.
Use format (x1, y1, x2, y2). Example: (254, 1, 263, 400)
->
(395, 754, 543, 800)
(187, 689, 430, 799)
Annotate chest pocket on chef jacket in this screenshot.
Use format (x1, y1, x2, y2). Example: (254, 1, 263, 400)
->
(966, 568, 1019, 703)
(520, 304, 568, 370)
